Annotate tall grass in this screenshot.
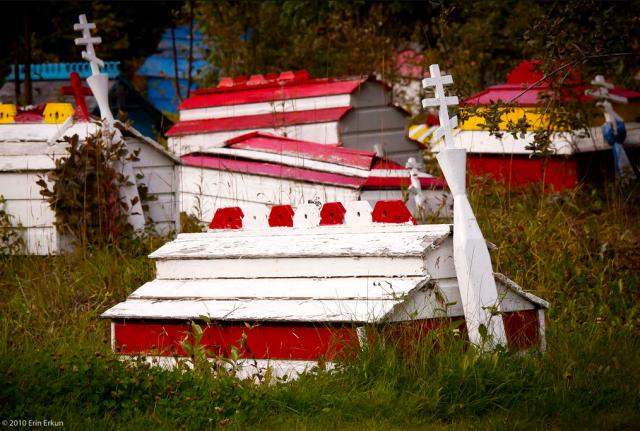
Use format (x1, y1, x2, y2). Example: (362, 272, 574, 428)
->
(1, 182, 639, 430)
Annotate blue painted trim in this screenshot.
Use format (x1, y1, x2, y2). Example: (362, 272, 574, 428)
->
(6, 62, 120, 81)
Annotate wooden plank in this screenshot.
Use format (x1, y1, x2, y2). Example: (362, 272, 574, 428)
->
(145, 195, 178, 224)
(179, 94, 352, 121)
(340, 106, 408, 134)
(3, 199, 55, 227)
(0, 155, 56, 171)
(0, 173, 51, 199)
(388, 276, 540, 322)
(128, 355, 331, 381)
(134, 166, 177, 195)
(148, 228, 450, 259)
(155, 256, 428, 279)
(129, 276, 429, 300)
(23, 226, 58, 255)
(170, 122, 341, 156)
(102, 298, 398, 322)
(128, 138, 179, 168)
(0, 121, 98, 142)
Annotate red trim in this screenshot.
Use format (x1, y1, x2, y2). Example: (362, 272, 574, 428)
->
(319, 202, 346, 225)
(503, 310, 540, 349)
(69, 72, 90, 121)
(467, 154, 579, 191)
(372, 200, 416, 224)
(181, 154, 364, 188)
(209, 207, 243, 229)
(167, 107, 351, 136)
(268, 205, 294, 227)
(227, 132, 375, 170)
(113, 321, 359, 361)
(364, 176, 446, 189)
(180, 79, 365, 110)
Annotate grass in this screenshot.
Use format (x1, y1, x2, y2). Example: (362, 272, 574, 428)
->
(1, 181, 639, 430)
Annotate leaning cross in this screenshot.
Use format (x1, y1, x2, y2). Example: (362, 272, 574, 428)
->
(422, 64, 508, 351)
(422, 64, 459, 146)
(74, 14, 104, 76)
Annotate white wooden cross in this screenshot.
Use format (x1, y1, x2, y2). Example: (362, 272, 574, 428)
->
(422, 65, 459, 146)
(421, 64, 508, 351)
(72, 13, 144, 231)
(74, 14, 104, 76)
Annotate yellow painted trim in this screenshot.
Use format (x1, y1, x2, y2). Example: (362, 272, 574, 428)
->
(43, 103, 75, 124)
(461, 107, 550, 131)
(0, 104, 17, 124)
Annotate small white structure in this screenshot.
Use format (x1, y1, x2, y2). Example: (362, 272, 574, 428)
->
(179, 131, 450, 224)
(102, 200, 548, 379)
(0, 116, 180, 254)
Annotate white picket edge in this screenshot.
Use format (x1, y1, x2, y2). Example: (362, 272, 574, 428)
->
(292, 203, 321, 228)
(239, 203, 269, 230)
(344, 200, 373, 226)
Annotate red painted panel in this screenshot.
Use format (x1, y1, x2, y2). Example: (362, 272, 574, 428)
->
(268, 205, 294, 227)
(113, 321, 359, 361)
(363, 176, 446, 189)
(467, 155, 579, 191)
(181, 154, 364, 188)
(372, 200, 416, 224)
(503, 310, 540, 349)
(319, 202, 346, 225)
(180, 79, 364, 110)
(227, 132, 375, 170)
(167, 107, 351, 136)
(209, 207, 243, 230)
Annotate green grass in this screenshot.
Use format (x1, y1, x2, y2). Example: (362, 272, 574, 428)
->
(1, 182, 639, 430)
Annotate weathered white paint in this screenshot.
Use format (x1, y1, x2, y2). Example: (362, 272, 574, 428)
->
(149, 226, 451, 260)
(292, 203, 321, 227)
(179, 165, 360, 223)
(344, 200, 373, 226)
(136, 356, 331, 382)
(537, 309, 547, 352)
(199, 147, 371, 178)
(169, 122, 341, 156)
(155, 256, 431, 280)
(239, 203, 269, 230)
(424, 65, 507, 349)
(130, 276, 429, 301)
(434, 129, 612, 155)
(180, 94, 352, 121)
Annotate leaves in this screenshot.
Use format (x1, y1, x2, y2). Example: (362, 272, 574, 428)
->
(37, 129, 134, 247)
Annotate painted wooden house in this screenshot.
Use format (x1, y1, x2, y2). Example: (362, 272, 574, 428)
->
(136, 24, 208, 113)
(0, 102, 180, 254)
(166, 70, 423, 166)
(429, 60, 640, 190)
(179, 131, 450, 224)
(101, 200, 548, 379)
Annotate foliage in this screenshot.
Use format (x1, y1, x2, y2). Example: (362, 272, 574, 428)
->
(1, 182, 639, 429)
(0, 196, 25, 255)
(37, 128, 140, 248)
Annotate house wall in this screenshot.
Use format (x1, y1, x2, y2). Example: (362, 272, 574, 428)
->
(168, 122, 341, 155)
(180, 165, 360, 224)
(0, 134, 179, 254)
(341, 82, 422, 166)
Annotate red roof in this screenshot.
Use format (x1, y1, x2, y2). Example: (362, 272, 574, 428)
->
(180, 72, 366, 110)
(226, 132, 375, 170)
(167, 107, 351, 136)
(181, 154, 364, 188)
(466, 60, 640, 106)
(180, 132, 446, 189)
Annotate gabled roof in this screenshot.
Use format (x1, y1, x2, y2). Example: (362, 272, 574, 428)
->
(166, 106, 351, 136)
(180, 131, 445, 190)
(179, 70, 367, 110)
(225, 132, 376, 170)
(465, 60, 640, 106)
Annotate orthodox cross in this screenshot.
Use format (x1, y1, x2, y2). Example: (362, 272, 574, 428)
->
(422, 64, 459, 146)
(421, 64, 508, 350)
(74, 14, 104, 76)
